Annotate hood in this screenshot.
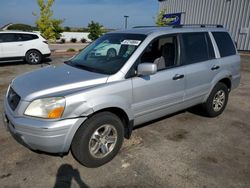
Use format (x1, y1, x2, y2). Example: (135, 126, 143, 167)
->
(12, 64, 108, 101)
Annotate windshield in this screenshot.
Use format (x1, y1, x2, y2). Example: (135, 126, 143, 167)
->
(66, 33, 146, 75)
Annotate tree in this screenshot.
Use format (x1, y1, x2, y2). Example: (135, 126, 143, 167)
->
(88, 21, 103, 41)
(8, 24, 37, 31)
(64, 26, 71, 32)
(35, 0, 63, 40)
(156, 9, 168, 26)
(52, 19, 64, 39)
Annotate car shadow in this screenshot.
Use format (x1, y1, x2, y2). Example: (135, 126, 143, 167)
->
(0, 60, 24, 67)
(133, 105, 209, 130)
(0, 58, 52, 67)
(54, 164, 89, 188)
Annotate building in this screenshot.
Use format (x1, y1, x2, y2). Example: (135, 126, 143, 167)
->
(158, 0, 250, 51)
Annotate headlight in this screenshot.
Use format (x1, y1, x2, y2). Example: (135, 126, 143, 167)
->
(24, 97, 65, 119)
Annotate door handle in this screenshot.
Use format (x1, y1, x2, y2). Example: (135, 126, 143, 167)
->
(173, 74, 184, 80)
(211, 65, 220, 70)
(18, 44, 23, 46)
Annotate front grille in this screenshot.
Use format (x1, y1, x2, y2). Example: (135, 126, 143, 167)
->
(7, 87, 21, 111)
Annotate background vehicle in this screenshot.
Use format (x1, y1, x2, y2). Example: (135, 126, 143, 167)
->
(91, 41, 121, 58)
(3, 25, 240, 167)
(0, 31, 51, 64)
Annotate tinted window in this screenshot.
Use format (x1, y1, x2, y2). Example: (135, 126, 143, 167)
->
(21, 34, 38, 41)
(15, 34, 38, 41)
(206, 34, 215, 59)
(181, 32, 210, 64)
(0, 33, 17, 43)
(212, 32, 236, 57)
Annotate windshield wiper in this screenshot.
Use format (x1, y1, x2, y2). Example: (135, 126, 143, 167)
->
(73, 63, 108, 74)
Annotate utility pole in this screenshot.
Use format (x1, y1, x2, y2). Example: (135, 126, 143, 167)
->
(124, 15, 129, 29)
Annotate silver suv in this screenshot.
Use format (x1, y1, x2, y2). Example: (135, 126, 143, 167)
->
(3, 25, 241, 167)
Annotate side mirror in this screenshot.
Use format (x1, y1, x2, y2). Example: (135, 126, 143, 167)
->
(137, 63, 157, 76)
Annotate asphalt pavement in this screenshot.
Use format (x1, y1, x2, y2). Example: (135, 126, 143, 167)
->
(0, 55, 250, 188)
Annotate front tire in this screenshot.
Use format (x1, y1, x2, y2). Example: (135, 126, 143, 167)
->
(202, 82, 229, 117)
(71, 112, 124, 168)
(25, 50, 42, 64)
(107, 48, 117, 58)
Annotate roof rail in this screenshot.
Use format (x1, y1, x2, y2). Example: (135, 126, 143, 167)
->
(133, 26, 163, 28)
(172, 24, 223, 28)
(133, 24, 223, 29)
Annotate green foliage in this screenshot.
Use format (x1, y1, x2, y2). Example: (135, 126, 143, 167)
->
(36, 0, 63, 41)
(8, 24, 37, 31)
(60, 38, 65, 43)
(52, 19, 64, 39)
(64, 26, 71, 32)
(70, 38, 77, 43)
(67, 48, 76, 52)
(81, 38, 87, 43)
(69, 27, 88, 32)
(156, 9, 168, 26)
(88, 21, 103, 41)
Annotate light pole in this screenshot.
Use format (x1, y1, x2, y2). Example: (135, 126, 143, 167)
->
(124, 15, 129, 29)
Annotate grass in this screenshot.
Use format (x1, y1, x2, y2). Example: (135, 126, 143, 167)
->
(67, 48, 76, 52)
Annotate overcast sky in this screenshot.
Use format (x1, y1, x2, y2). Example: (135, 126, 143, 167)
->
(0, 0, 159, 29)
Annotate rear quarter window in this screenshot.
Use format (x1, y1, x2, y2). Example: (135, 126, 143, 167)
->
(212, 32, 236, 57)
(20, 34, 39, 41)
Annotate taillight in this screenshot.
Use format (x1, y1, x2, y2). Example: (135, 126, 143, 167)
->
(43, 41, 48, 44)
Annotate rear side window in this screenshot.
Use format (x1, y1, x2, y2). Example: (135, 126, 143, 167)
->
(181, 32, 213, 65)
(212, 32, 236, 57)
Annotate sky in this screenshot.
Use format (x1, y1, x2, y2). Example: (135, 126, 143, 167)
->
(0, 0, 159, 29)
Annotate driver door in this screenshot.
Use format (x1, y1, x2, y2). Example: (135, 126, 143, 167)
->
(131, 35, 185, 125)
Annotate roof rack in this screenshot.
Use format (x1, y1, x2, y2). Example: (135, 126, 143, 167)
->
(133, 24, 223, 29)
(133, 26, 167, 28)
(172, 24, 223, 28)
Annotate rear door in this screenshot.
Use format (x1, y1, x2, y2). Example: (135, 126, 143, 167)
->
(181, 32, 218, 105)
(0, 33, 25, 58)
(0, 34, 3, 58)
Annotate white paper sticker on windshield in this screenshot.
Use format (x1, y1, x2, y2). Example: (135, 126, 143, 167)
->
(121, 40, 141, 46)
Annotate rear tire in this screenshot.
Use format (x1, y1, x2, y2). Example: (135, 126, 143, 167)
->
(202, 82, 229, 117)
(71, 112, 124, 168)
(25, 50, 42, 64)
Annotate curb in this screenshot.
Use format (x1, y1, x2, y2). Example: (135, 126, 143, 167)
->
(51, 51, 78, 57)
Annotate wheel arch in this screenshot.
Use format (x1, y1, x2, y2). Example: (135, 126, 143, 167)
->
(25, 49, 42, 57)
(204, 71, 232, 103)
(89, 107, 134, 139)
(218, 77, 231, 91)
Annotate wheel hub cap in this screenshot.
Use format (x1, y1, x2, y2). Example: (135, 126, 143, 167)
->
(212, 90, 225, 112)
(89, 124, 118, 158)
(29, 53, 39, 63)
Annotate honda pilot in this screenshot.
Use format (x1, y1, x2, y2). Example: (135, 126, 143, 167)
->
(3, 25, 240, 167)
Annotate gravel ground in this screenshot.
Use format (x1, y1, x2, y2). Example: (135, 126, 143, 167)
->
(0, 55, 250, 188)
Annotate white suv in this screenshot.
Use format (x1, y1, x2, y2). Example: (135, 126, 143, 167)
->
(0, 31, 51, 64)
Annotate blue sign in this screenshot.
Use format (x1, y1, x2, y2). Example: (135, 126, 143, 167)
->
(163, 13, 182, 25)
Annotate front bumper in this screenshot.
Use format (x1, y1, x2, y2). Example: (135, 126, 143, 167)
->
(3, 99, 87, 153)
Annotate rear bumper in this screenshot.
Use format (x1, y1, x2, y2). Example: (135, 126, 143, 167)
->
(42, 53, 51, 58)
(3, 99, 87, 153)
